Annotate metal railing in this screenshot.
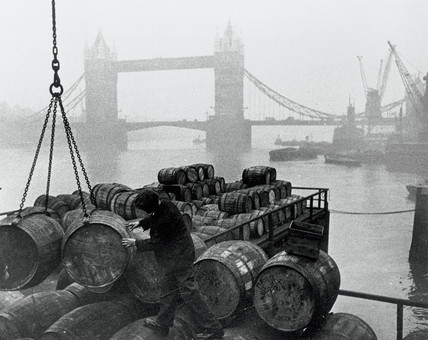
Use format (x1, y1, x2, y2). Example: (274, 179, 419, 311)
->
(203, 188, 329, 251)
(339, 289, 428, 340)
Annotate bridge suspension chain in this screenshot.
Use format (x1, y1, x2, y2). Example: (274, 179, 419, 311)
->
(244, 69, 338, 121)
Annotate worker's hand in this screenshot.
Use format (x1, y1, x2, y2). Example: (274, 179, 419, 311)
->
(122, 238, 136, 248)
(127, 221, 140, 231)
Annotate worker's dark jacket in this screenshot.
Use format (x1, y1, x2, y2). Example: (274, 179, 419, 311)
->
(135, 200, 194, 270)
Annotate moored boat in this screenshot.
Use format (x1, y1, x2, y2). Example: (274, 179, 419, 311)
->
(270, 146, 318, 162)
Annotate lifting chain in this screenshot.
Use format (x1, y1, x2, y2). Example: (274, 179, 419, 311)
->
(17, 0, 94, 219)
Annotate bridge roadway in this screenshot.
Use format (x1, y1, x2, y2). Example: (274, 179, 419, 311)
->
(125, 117, 397, 131)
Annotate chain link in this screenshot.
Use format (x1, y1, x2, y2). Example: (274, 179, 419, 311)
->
(44, 100, 57, 212)
(17, 0, 93, 218)
(17, 99, 54, 217)
(59, 99, 93, 216)
(50, 0, 63, 97)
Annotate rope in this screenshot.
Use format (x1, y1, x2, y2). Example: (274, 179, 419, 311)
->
(330, 209, 415, 215)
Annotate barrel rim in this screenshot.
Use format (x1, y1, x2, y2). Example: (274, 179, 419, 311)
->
(61, 210, 134, 289)
(0, 224, 39, 290)
(254, 263, 316, 331)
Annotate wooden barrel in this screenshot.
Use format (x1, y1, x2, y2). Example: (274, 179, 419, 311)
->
(74, 196, 94, 211)
(199, 196, 213, 204)
(403, 330, 428, 340)
(190, 164, 205, 181)
(291, 194, 307, 215)
(0, 290, 79, 339)
(201, 210, 230, 220)
(231, 212, 265, 238)
(125, 229, 204, 303)
(109, 314, 193, 340)
(180, 165, 199, 183)
(71, 190, 90, 197)
(191, 163, 214, 179)
(62, 210, 134, 290)
(195, 181, 210, 197)
(185, 182, 203, 200)
(161, 184, 192, 202)
(194, 241, 268, 321)
(61, 205, 96, 232)
(204, 178, 221, 195)
(267, 167, 277, 182)
(208, 195, 220, 204)
(224, 181, 248, 192)
(214, 176, 226, 193)
(194, 226, 234, 243)
(257, 207, 281, 232)
(109, 191, 141, 220)
(191, 233, 208, 259)
(191, 199, 205, 211)
(41, 296, 150, 340)
(271, 180, 292, 198)
(278, 196, 304, 218)
(236, 189, 261, 210)
(0, 318, 20, 340)
(275, 199, 296, 219)
(191, 232, 211, 241)
(181, 213, 192, 232)
(218, 192, 252, 214)
(197, 203, 219, 212)
(34, 195, 69, 218)
(268, 204, 287, 224)
(215, 218, 250, 241)
(252, 185, 277, 204)
(2, 206, 62, 228)
(253, 189, 270, 207)
(192, 215, 215, 228)
(63, 282, 125, 305)
(307, 312, 377, 340)
(91, 183, 132, 210)
(172, 200, 194, 217)
(0, 214, 64, 290)
(253, 250, 341, 332)
(56, 194, 82, 210)
(242, 166, 271, 186)
(157, 167, 187, 185)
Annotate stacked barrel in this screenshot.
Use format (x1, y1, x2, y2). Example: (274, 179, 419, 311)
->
(188, 165, 308, 243)
(0, 164, 378, 340)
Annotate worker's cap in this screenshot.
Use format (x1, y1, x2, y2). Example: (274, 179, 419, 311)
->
(136, 189, 159, 213)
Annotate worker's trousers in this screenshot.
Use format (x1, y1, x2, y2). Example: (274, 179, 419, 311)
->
(154, 234, 222, 332)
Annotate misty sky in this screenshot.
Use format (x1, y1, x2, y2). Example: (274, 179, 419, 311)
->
(1, 0, 427, 121)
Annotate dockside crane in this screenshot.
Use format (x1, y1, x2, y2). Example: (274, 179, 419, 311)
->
(387, 41, 427, 134)
(357, 50, 394, 125)
(388, 41, 427, 120)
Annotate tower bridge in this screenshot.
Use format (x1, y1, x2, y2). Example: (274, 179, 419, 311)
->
(82, 22, 249, 151)
(75, 23, 402, 151)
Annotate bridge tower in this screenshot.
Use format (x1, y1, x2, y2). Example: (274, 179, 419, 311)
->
(82, 32, 127, 149)
(208, 22, 251, 151)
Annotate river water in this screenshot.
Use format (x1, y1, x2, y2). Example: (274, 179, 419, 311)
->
(0, 125, 427, 339)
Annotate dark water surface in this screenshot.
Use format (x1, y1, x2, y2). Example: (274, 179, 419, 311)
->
(1, 126, 427, 338)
